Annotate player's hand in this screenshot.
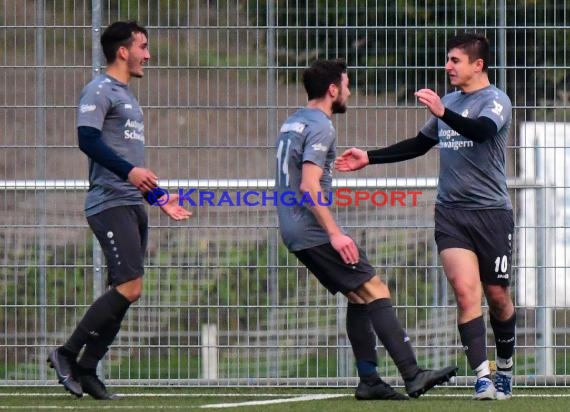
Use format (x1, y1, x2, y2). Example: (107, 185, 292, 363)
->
(415, 88, 445, 117)
(128, 167, 158, 193)
(335, 148, 369, 172)
(330, 233, 359, 265)
(159, 193, 193, 221)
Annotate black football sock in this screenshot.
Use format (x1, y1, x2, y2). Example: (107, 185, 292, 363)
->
(78, 302, 130, 371)
(458, 316, 488, 373)
(63, 288, 131, 355)
(57, 346, 77, 359)
(490, 312, 516, 370)
(367, 298, 419, 381)
(75, 364, 97, 377)
(346, 303, 378, 381)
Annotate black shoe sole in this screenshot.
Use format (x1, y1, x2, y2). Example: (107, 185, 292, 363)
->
(355, 382, 409, 401)
(79, 375, 120, 400)
(83, 391, 120, 401)
(355, 393, 409, 401)
(47, 353, 83, 398)
(408, 366, 458, 398)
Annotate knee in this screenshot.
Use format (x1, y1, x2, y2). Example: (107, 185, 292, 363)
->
(453, 285, 481, 313)
(116, 277, 143, 302)
(485, 287, 514, 318)
(454, 283, 476, 303)
(485, 285, 510, 303)
(455, 296, 477, 314)
(355, 276, 390, 302)
(124, 288, 142, 303)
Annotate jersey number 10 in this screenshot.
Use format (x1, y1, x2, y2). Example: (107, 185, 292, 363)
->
(494, 255, 508, 273)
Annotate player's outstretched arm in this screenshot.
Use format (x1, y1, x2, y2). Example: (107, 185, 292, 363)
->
(334, 148, 370, 172)
(159, 194, 193, 221)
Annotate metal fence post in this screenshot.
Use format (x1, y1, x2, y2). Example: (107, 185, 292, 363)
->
(497, 1, 507, 90)
(91, 0, 105, 379)
(265, 0, 280, 379)
(35, 0, 47, 382)
(534, 136, 554, 377)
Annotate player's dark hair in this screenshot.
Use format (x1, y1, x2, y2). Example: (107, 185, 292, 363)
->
(101, 21, 148, 64)
(447, 33, 491, 71)
(303, 59, 347, 100)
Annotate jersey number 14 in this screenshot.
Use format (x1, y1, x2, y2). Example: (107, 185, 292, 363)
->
(276, 138, 291, 187)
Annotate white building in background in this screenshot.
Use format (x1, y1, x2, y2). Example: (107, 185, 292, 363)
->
(518, 122, 570, 307)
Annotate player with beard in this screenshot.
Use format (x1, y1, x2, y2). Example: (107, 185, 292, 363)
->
(275, 59, 457, 400)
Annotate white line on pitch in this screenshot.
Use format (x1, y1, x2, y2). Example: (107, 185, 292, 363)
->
(200, 394, 349, 408)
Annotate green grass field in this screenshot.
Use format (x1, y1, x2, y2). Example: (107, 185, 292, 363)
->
(0, 386, 569, 412)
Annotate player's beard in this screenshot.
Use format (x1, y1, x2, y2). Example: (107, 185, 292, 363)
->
(331, 98, 347, 114)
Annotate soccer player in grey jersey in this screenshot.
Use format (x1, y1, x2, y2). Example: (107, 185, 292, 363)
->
(47, 21, 191, 400)
(336, 33, 516, 400)
(277, 59, 457, 401)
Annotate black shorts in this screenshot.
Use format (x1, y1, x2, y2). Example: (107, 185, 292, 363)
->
(87, 205, 148, 286)
(293, 243, 375, 295)
(434, 204, 514, 286)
